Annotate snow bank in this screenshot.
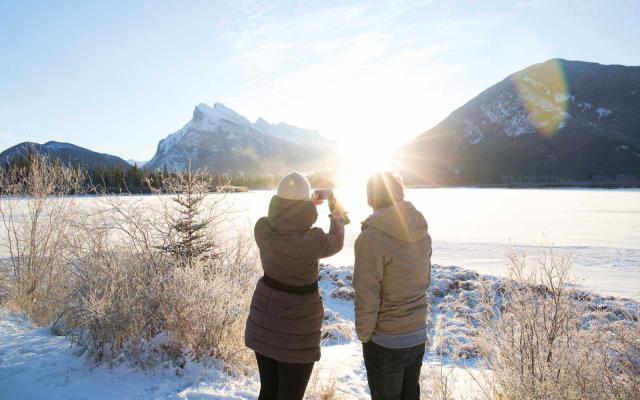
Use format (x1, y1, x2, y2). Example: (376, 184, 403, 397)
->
(1, 263, 638, 399)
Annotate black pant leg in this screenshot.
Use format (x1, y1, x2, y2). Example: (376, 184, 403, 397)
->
(401, 345, 425, 400)
(275, 360, 315, 400)
(363, 342, 405, 400)
(255, 352, 279, 400)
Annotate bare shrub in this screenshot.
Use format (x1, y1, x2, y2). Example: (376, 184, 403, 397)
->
(160, 236, 258, 363)
(0, 153, 84, 324)
(64, 248, 167, 361)
(0, 261, 10, 304)
(65, 237, 257, 367)
(306, 369, 341, 400)
(59, 168, 258, 368)
(420, 363, 457, 400)
(474, 249, 640, 400)
(595, 314, 640, 399)
(0, 156, 259, 369)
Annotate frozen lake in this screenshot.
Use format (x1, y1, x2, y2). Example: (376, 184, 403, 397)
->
(230, 187, 640, 299)
(2, 187, 639, 299)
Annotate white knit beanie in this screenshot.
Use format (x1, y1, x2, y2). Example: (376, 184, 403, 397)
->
(277, 171, 311, 201)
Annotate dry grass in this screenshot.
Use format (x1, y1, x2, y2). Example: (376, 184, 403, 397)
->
(306, 369, 342, 400)
(420, 363, 457, 400)
(0, 157, 259, 369)
(62, 238, 257, 367)
(473, 249, 640, 400)
(0, 154, 84, 324)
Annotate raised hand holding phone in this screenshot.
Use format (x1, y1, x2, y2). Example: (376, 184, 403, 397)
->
(311, 189, 328, 205)
(313, 189, 350, 225)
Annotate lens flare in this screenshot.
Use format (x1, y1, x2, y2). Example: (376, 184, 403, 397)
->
(513, 59, 570, 138)
(336, 142, 394, 184)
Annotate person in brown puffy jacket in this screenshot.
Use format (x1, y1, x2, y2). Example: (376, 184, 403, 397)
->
(354, 171, 432, 400)
(245, 171, 346, 400)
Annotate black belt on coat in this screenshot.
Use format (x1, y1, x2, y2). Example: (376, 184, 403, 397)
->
(262, 274, 318, 294)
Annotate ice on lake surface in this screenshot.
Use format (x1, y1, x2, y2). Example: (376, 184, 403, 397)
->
(231, 188, 640, 300)
(3, 187, 639, 299)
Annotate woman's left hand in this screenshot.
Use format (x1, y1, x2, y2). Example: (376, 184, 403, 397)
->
(311, 192, 324, 206)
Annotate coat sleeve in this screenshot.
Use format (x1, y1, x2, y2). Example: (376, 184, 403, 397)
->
(316, 216, 345, 259)
(353, 231, 384, 343)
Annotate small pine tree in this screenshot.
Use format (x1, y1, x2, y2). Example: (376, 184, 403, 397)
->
(158, 166, 216, 268)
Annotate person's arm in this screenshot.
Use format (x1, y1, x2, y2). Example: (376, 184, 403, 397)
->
(353, 232, 384, 343)
(314, 196, 346, 259)
(317, 215, 345, 258)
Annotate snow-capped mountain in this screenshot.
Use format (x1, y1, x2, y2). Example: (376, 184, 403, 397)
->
(397, 59, 640, 184)
(146, 102, 335, 174)
(253, 118, 329, 148)
(0, 141, 130, 170)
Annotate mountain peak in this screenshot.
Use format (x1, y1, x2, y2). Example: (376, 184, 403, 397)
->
(212, 102, 232, 111)
(530, 58, 634, 74)
(192, 102, 251, 127)
(0, 141, 129, 170)
(398, 59, 640, 185)
(148, 102, 335, 174)
(43, 141, 75, 150)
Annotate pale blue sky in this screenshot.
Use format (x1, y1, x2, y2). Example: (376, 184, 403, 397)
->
(1, 0, 639, 161)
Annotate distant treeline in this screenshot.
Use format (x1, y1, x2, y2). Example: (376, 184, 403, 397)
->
(401, 171, 640, 188)
(90, 164, 336, 192)
(230, 170, 337, 190)
(1, 153, 337, 193)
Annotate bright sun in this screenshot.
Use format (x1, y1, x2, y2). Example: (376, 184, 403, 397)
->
(336, 141, 395, 190)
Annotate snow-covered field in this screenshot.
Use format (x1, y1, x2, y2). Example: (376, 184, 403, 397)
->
(3, 188, 639, 301)
(237, 188, 640, 300)
(2, 263, 637, 400)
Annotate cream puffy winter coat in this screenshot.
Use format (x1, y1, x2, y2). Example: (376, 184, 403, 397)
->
(353, 200, 432, 343)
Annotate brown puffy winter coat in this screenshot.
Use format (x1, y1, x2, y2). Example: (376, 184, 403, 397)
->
(245, 196, 344, 363)
(353, 200, 432, 343)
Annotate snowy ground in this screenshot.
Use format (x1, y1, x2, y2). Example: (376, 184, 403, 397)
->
(0, 311, 260, 399)
(1, 263, 638, 399)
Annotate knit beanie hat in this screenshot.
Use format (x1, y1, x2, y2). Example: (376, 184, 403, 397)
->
(277, 171, 311, 201)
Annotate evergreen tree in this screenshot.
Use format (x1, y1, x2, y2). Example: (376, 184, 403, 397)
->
(158, 167, 215, 268)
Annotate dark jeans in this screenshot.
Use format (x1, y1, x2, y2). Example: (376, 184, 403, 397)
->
(255, 352, 314, 400)
(363, 341, 426, 400)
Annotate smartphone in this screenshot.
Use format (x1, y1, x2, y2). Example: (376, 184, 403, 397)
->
(313, 189, 334, 200)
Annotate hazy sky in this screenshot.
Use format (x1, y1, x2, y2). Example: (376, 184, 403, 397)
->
(1, 0, 639, 161)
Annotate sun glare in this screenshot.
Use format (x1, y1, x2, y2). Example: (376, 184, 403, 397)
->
(336, 141, 395, 191)
(513, 59, 569, 138)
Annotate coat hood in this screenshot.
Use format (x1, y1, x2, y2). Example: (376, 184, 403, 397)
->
(362, 200, 428, 243)
(267, 195, 318, 233)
